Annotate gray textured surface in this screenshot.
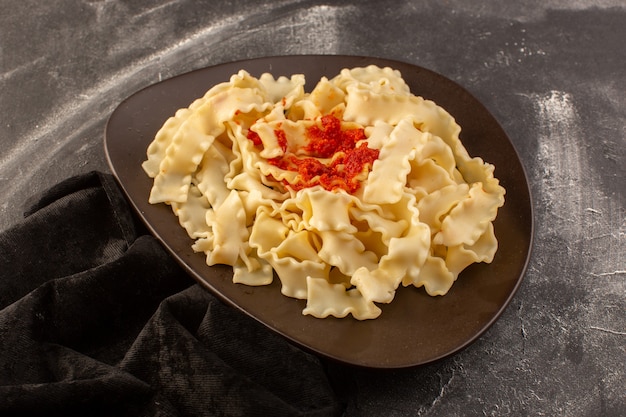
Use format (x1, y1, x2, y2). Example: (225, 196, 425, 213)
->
(1, 1, 624, 415)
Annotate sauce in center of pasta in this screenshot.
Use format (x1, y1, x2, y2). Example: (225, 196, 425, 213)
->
(248, 115, 379, 193)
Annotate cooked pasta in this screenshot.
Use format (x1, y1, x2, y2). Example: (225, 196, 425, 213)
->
(142, 65, 506, 320)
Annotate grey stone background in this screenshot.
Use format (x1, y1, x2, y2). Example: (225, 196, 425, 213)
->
(1, 1, 624, 415)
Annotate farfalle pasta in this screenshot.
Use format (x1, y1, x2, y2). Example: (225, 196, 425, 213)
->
(142, 65, 505, 320)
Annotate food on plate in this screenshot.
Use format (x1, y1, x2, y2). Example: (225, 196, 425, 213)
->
(142, 65, 505, 320)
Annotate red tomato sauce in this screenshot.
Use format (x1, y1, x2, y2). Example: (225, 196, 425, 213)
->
(247, 115, 379, 193)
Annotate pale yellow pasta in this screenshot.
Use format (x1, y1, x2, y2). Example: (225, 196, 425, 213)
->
(433, 183, 503, 247)
(143, 66, 506, 320)
(404, 255, 455, 295)
(298, 188, 357, 234)
(204, 189, 248, 266)
(317, 229, 379, 277)
(303, 277, 382, 320)
(194, 142, 231, 209)
(142, 83, 235, 178)
(232, 258, 273, 286)
(417, 184, 471, 235)
(349, 205, 408, 247)
(171, 184, 211, 239)
(362, 119, 426, 205)
(307, 77, 346, 115)
(331, 65, 411, 96)
(149, 87, 272, 204)
(445, 222, 498, 279)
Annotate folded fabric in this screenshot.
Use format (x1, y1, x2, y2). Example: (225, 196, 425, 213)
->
(0, 171, 344, 416)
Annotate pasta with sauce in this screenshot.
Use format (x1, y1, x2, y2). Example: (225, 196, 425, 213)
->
(143, 65, 505, 320)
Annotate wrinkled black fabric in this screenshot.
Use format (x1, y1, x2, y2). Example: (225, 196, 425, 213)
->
(0, 172, 344, 417)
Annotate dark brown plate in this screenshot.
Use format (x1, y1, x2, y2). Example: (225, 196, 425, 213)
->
(104, 55, 533, 368)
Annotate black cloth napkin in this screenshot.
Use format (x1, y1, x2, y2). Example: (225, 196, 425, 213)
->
(0, 171, 346, 416)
